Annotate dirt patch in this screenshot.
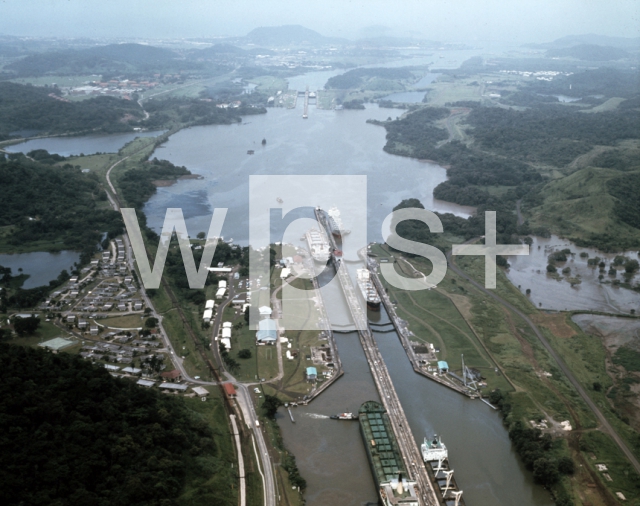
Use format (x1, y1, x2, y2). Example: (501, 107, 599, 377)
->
(503, 308, 537, 366)
(152, 179, 177, 187)
(572, 314, 640, 352)
(446, 292, 474, 321)
(533, 312, 577, 338)
(152, 174, 202, 187)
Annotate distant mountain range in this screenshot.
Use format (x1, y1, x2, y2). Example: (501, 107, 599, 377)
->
(242, 25, 347, 46)
(525, 33, 640, 50)
(545, 44, 630, 61)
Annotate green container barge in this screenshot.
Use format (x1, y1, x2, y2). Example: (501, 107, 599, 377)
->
(358, 401, 419, 506)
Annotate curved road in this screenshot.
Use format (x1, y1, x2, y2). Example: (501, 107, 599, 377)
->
(210, 283, 276, 506)
(446, 245, 640, 475)
(105, 149, 276, 506)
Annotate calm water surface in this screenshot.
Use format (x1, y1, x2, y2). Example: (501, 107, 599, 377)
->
(0, 251, 80, 289)
(5, 130, 165, 156)
(144, 105, 473, 244)
(506, 235, 640, 313)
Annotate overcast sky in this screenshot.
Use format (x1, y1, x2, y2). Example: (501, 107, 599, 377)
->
(1, 0, 639, 44)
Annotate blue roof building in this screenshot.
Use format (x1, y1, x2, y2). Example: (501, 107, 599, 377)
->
(257, 318, 277, 343)
(437, 361, 449, 374)
(306, 366, 317, 381)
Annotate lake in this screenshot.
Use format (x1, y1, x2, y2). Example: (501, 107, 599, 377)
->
(5, 130, 165, 157)
(0, 251, 80, 289)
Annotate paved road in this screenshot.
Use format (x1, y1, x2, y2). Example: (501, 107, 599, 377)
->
(210, 280, 276, 506)
(446, 245, 640, 475)
(105, 151, 276, 506)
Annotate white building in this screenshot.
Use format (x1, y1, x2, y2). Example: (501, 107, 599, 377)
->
(203, 309, 213, 323)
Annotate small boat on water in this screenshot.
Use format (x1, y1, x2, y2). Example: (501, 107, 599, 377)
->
(330, 412, 358, 420)
(247, 149, 254, 155)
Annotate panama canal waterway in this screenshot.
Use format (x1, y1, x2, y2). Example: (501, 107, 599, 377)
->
(141, 90, 554, 505)
(277, 267, 552, 506)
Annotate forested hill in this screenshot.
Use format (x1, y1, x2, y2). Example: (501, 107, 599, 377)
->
(0, 154, 123, 258)
(0, 81, 143, 138)
(0, 343, 236, 506)
(4, 43, 193, 77)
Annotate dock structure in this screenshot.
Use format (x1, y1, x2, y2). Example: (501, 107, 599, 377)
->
(315, 208, 441, 506)
(303, 85, 309, 118)
(365, 256, 476, 399)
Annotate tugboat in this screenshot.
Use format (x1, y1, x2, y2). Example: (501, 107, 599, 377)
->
(330, 412, 358, 420)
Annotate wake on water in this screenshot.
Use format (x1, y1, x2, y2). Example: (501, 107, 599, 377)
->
(306, 413, 330, 419)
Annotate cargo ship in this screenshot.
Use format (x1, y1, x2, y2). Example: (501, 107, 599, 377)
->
(358, 401, 419, 506)
(327, 207, 350, 238)
(421, 434, 465, 505)
(330, 412, 358, 420)
(357, 269, 381, 311)
(421, 435, 448, 462)
(305, 228, 331, 264)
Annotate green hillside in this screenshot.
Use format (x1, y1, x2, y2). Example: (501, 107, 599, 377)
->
(527, 166, 640, 250)
(5, 43, 195, 77)
(0, 81, 142, 136)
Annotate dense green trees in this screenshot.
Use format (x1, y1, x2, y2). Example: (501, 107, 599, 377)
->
(4, 43, 196, 77)
(466, 105, 640, 166)
(261, 394, 282, 418)
(238, 349, 252, 359)
(0, 155, 123, 260)
(0, 343, 235, 506)
(390, 197, 522, 251)
(607, 173, 640, 230)
(12, 316, 40, 336)
(118, 158, 191, 210)
(0, 82, 143, 137)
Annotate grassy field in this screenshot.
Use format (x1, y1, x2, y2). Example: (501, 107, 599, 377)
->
(581, 97, 626, 113)
(248, 76, 289, 94)
(578, 430, 640, 504)
(97, 314, 145, 329)
(528, 166, 640, 245)
(422, 76, 486, 106)
(178, 395, 239, 506)
(155, 292, 216, 380)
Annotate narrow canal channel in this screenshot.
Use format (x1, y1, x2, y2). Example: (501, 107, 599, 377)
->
(278, 274, 554, 506)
